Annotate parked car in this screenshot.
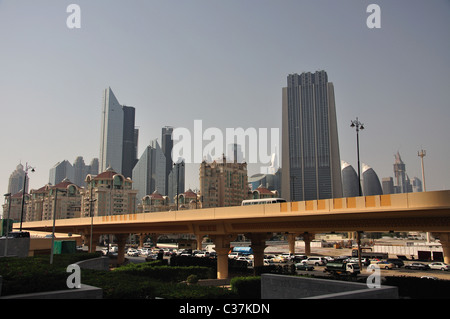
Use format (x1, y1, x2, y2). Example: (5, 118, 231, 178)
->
(292, 255, 308, 263)
(237, 256, 253, 266)
(375, 261, 395, 269)
(387, 258, 405, 268)
(272, 255, 288, 263)
(228, 252, 241, 259)
(301, 257, 327, 266)
(295, 263, 314, 271)
(127, 248, 139, 257)
(194, 251, 210, 257)
(428, 262, 449, 271)
(405, 262, 430, 270)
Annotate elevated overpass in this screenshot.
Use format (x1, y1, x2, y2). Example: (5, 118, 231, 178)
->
(19, 190, 450, 279)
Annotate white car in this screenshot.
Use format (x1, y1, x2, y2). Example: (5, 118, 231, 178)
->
(127, 248, 139, 257)
(428, 262, 449, 271)
(301, 257, 327, 266)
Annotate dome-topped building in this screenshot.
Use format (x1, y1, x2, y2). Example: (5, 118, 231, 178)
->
(362, 163, 383, 196)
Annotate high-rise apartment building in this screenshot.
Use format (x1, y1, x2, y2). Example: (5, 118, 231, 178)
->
(281, 71, 342, 201)
(82, 167, 138, 217)
(99, 87, 138, 179)
(132, 140, 166, 203)
(199, 156, 249, 208)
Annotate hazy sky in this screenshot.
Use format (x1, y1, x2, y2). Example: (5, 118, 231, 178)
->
(1, 0, 449, 204)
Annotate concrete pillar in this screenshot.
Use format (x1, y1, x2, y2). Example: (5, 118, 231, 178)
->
(210, 234, 233, 279)
(303, 232, 314, 256)
(433, 232, 450, 264)
(287, 233, 298, 254)
(116, 234, 128, 265)
(248, 233, 270, 270)
(150, 233, 159, 247)
(196, 234, 203, 250)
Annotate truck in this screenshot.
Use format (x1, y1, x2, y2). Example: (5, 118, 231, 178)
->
(324, 262, 360, 277)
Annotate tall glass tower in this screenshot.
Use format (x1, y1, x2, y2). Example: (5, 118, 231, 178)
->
(99, 87, 138, 178)
(281, 71, 342, 201)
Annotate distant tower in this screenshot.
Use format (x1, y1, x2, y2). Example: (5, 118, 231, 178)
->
(132, 139, 166, 204)
(281, 71, 342, 201)
(341, 161, 359, 197)
(162, 126, 174, 196)
(393, 152, 407, 193)
(99, 87, 138, 178)
(361, 163, 383, 196)
(8, 163, 28, 195)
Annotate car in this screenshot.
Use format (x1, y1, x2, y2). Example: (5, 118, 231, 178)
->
(295, 263, 314, 271)
(281, 253, 295, 261)
(126, 248, 139, 257)
(272, 255, 288, 263)
(228, 252, 241, 259)
(428, 262, 449, 271)
(375, 261, 395, 269)
(405, 262, 430, 270)
(194, 251, 210, 257)
(292, 255, 308, 263)
(301, 257, 327, 266)
(237, 256, 253, 266)
(387, 258, 405, 268)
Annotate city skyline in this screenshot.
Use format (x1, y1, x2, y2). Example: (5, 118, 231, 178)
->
(1, 1, 449, 203)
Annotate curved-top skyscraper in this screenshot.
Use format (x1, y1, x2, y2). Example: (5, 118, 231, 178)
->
(341, 160, 360, 197)
(362, 163, 383, 196)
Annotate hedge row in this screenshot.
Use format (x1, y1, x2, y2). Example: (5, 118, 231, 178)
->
(113, 262, 215, 282)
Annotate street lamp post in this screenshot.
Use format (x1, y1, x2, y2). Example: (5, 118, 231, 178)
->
(350, 118, 364, 197)
(19, 162, 35, 232)
(174, 161, 184, 211)
(350, 117, 364, 270)
(3, 193, 12, 257)
(50, 188, 67, 264)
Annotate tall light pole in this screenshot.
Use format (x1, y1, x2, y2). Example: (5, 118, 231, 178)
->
(19, 162, 35, 231)
(50, 188, 67, 264)
(350, 118, 364, 196)
(3, 193, 12, 257)
(350, 117, 364, 270)
(174, 161, 184, 211)
(418, 149, 430, 242)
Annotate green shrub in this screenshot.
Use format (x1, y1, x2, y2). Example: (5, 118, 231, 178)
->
(114, 263, 214, 282)
(230, 276, 261, 299)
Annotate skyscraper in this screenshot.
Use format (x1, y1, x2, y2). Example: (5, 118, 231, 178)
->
(132, 139, 166, 203)
(99, 87, 138, 178)
(393, 152, 408, 193)
(361, 163, 383, 196)
(281, 71, 342, 201)
(161, 126, 174, 196)
(7, 163, 28, 195)
(341, 161, 360, 197)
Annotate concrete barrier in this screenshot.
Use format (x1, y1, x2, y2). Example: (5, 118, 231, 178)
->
(261, 274, 398, 299)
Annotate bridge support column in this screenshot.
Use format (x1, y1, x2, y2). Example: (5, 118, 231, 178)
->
(433, 232, 450, 264)
(303, 232, 314, 256)
(210, 234, 233, 279)
(196, 234, 203, 250)
(287, 233, 298, 254)
(249, 233, 271, 272)
(116, 234, 128, 265)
